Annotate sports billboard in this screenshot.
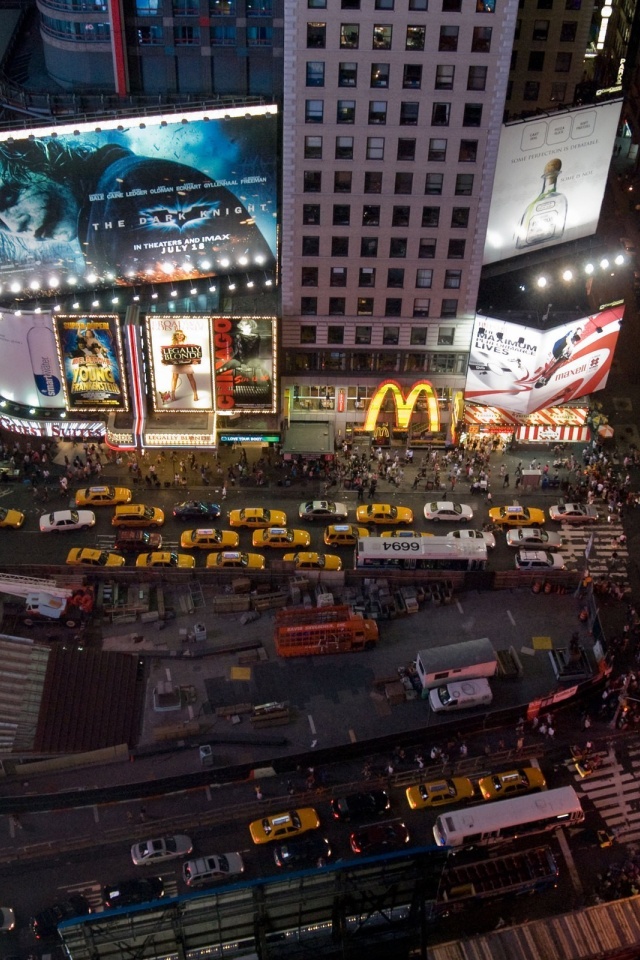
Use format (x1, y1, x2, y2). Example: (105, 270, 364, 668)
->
(0, 312, 64, 408)
(147, 315, 214, 413)
(0, 105, 277, 291)
(465, 304, 623, 414)
(484, 101, 622, 265)
(54, 315, 128, 411)
(213, 316, 276, 414)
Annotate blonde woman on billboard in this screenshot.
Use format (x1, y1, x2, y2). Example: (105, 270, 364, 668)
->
(160, 329, 201, 403)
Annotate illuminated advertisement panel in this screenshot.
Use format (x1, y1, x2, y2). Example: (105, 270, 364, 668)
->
(465, 304, 623, 414)
(147, 315, 214, 413)
(0, 105, 277, 290)
(484, 101, 622, 265)
(54, 315, 128, 411)
(213, 316, 276, 414)
(0, 312, 64, 408)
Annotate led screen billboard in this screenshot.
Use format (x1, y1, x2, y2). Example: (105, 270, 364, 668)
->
(213, 316, 276, 414)
(54, 315, 128, 411)
(465, 304, 623, 414)
(0, 312, 64, 408)
(484, 101, 622, 265)
(147, 315, 214, 413)
(0, 105, 277, 291)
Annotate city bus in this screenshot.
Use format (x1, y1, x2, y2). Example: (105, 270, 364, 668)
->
(433, 786, 583, 849)
(355, 536, 487, 571)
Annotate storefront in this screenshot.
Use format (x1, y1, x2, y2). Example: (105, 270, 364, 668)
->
(464, 402, 590, 444)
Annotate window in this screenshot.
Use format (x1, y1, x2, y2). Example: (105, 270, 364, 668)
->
(335, 137, 354, 159)
(528, 51, 545, 70)
(432, 102, 451, 125)
(416, 269, 433, 288)
(361, 237, 378, 256)
(308, 0, 326, 6)
(403, 64, 422, 88)
(477, 0, 495, 10)
(305, 99, 324, 122)
(396, 139, 415, 161)
(369, 100, 387, 123)
(451, 206, 469, 227)
(174, 0, 198, 14)
(307, 22, 326, 47)
(467, 65, 487, 90)
(357, 298, 374, 315)
(406, 25, 425, 49)
(419, 238, 436, 258)
(394, 172, 413, 195)
(550, 81, 567, 101)
(533, 19, 549, 40)
(448, 238, 465, 258)
(471, 26, 492, 50)
(370, 63, 390, 87)
(334, 170, 352, 192)
(375, 0, 394, 7)
(303, 204, 320, 225)
(438, 326, 455, 345)
(555, 52, 572, 71)
(359, 267, 376, 286)
(441, 299, 458, 317)
(383, 325, 400, 343)
(455, 173, 474, 195)
(302, 236, 320, 255)
(355, 325, 372, 343)
(329, 298, 346, 315)
(301, 267, 318, 286)
(337, 100, 355, 123)
(444, 269, 462, 288)
(306, 62, 325, 86)
(422, 206, 440, 227)
(174, 26, 199, 43)
(523, 80, 540, 100)
(328, 326, 344, 344)
(247, 0, 272, 12)
(384, 301, 402, 317)
(304, 171, 322, 192)
(463, 103, 483, 126)
(138, 25, 163, 43)
(400, 102, 419, 125)
(425, 173, 443, 195)
(459, 139, 478, 162)
(304, 136, 322, 159)
(439, 25, 458, 50)
(390, 238, 407, 257)
(387, 268, 405, 288)
(363, 205, 380, 226)
(330, 266, 348, 286)
(409, 0, 428, 7)
(435, 64, 455, 89)
(339, 62, 357, 86)
(342, 0, 360, 7)
(565, 0, 580, 8)
(340, 23, 359, 47)
(538, 0, 553, 7)
(301, 297, 317, 315)
(560, 21, 577, 41)
(428, 138, 447, 161)
(392, 205, 410, 226)
(367, 137, 385, 159)
(443, 0, 461, 8)
(333, 204, 351, 225)
(332, 237, 349, 256)
(373, 24, 392, 48)
(511, 50, 518, 70)
(364, 171, 383, 193)
(300, 325, 316, 344)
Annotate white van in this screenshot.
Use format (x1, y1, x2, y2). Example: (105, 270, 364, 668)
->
(416, 638, 497, 694)
(429, 678, 493, 713)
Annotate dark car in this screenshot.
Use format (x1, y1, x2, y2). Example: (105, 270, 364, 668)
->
(172, 501, 221, 521)
(330, 791, 390, 822)
(30, 895, 91, 939)
(103, 877, 165, 910)
(273, 834, 332, 869)
(114, 529, 163, 553)
(349, 820, 410, 855)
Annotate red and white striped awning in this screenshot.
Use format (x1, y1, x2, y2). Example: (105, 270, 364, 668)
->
(516, 424, 590, 442)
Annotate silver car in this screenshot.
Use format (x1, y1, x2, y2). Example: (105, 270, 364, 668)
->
(131, 835, 193, 866)
(183, 852, 244, 887)
(298, 500, 348, 521)
(506, 527, 562, 549)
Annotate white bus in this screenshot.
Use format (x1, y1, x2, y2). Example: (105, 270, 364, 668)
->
(433, 786, 583, 849)
(355, 536, 487, 571)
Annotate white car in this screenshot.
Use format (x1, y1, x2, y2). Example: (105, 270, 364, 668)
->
(131, 835, 193, 866)
(446, 528, 496, 549)
(506, 528, 563, 549)
(515, 550, 566, 571)
(183, 852, 245, 887)
(424, 501, 473, 523)
(39, 509, 96, 533)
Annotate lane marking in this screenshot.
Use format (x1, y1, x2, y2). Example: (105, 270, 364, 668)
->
(349, 729, 357, 742)
(507, 610, 516, 626)
(456, 601, 463, 614)
(308, 714, 316, 735)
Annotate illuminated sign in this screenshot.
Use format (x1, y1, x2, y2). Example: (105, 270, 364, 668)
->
(147, 316, 214, 413)
(0, 312, 64, 409)
(0, 414, 104, 437)
(363, 380, 441, 433)
(219, 434, 280, 443)
(54, 315, 128, 412)
(213, 316, 276, 414)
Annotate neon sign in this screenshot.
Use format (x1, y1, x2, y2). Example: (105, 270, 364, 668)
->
(363, 379, 440, 433)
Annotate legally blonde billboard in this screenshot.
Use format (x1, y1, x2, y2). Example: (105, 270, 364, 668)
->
(213, 316, 276, 414)
(54, 315, 128, 411)
(0, 312, 64, 408)
(147, 315, 214, 413)
(465, 304, 624, 414)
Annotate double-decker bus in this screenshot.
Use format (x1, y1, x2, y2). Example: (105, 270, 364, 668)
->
(355, 536, 487, 571)
(433, 786, 583, 849)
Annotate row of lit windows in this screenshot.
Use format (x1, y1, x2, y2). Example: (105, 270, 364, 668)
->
(307, 22, 493, 53)
(306, 61, 486, 91)
(304, 98, 486, 126)
(298, 292, 460, 317)
(304, 136, 478, 164)
(309, 0, 493, 11)
(137, 24, 271, 42)
(298, 324, 457, 345)
(286, 350, 468, 376)
(303, 203, 470, 229)
(41, 15, 110, 40)
(303, 169, 475, 195)
(135, 0, 271, 14)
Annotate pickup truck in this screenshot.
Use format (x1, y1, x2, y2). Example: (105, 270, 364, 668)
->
(548, 502, 599, 523)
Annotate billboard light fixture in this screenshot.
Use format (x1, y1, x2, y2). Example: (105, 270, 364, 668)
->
(151, 292, 158, 299)
(562, 270, 573, 281)
(9, 282, 20, 293)
(53, 304, 61, 312)
(600, 258, 609, 269)
(133, 294, 140, 302)
(60, 411, 66, 418)
(92, 299, 100, 307)
(247, 280, 254, 288)
(265, 278, 273, 287)
(228, 282, 236, 291)
(34, 306, 41, 314)
(220, 258, 230, 268)
(29, 280, 40, 290)
(86, 272, 98, 283)
(72, 302, 80, 309)
(585, 263, 595, 274)
(209, 285, 216, 292)
(238, 256, 249, 266)
(536, 276, 548, 288)
(111, 297, 119, 304)
(161, 262, 174, 274)
(190, 287, 197, 295)
(29, 408, 36, 415)
(615, 254, 625, 265)
(14, 310, 21, 316)
(49, 276, 60, 287)
(170, 290, 178, 297)
(68, 276, 78, 285)
(255, 254, 266, 265)
(200, 259, 211, 270)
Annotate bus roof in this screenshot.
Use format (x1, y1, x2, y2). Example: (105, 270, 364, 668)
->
(356, 536, 487, 560)
(435, 786, 582, 843)
(417, 638, 496, 674)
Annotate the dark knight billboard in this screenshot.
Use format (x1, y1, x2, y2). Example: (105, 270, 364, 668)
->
(0, 106, 277, 291)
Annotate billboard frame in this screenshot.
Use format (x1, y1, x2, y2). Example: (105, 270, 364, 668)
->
(54, 314, 129, 413)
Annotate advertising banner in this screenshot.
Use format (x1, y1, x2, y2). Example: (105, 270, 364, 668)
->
(465, 304, 623, 414)
(213, 316, 276, 414)
(0, 312, 64, 409)
(0, 105, 277, 290)
(54, 315, 128, 411)
(484, 101, 622, 265)
(147, 315, 214, 413)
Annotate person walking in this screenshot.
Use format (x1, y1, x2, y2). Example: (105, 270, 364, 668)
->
(503, 473, 510, 488)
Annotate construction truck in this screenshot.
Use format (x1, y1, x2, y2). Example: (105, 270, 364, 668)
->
(0, 573, 94, 629)
(274, 605, 378, 657)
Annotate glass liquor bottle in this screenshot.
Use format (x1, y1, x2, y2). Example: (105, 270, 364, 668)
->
(515, 158, 567, 249)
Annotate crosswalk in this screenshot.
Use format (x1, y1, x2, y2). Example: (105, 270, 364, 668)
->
(570, 742, 640, 843)
(65, 872, 179, 912)
(556, 519, 629, 590)
(96, 535, 180, 550)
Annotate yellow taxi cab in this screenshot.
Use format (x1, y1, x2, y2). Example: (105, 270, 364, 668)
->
(478, 766, 546, 801)
(488, 505, 545, 528)
(0, 506, 25, 529)
(206, 551, 266, 570)
(112, 504, 165, 528)
(249, 808, 320, 845)
(75, 485, 132, 507)
(228, 507, 287, 529)
(66, 547, 125, 568)
(405, 777, 475, 810)
(380, 529, 432, 538)
(356, 503, 414, 526)
(180, 528, 239, 550)
(135, 551, 196, 569)
(252, 527, 311, 550)
(324, 524, 369, 547)
(282, 551, 342, 571)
